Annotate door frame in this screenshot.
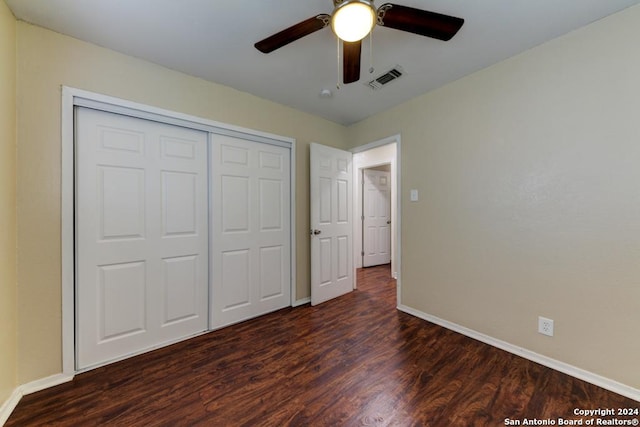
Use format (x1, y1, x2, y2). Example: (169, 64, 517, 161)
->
(61, 87, 297, 376)
(351, 135, 401, 305)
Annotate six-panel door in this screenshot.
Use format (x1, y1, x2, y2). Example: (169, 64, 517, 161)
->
(210, 135, 291, 328)
(75, 107, 209, 369)
(310, 143, 354, 306)
(363, 169, 391, 267)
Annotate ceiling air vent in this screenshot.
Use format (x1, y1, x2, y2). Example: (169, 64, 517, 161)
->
(367, 66, 403, 90)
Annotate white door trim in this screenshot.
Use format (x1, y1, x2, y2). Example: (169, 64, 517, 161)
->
(61, 86, 296, 376)
(351, 135, 402, 305)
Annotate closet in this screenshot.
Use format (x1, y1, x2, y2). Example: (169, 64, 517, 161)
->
(74, 105, 292, 370)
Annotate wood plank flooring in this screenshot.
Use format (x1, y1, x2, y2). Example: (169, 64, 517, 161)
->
(7, 265, 638, 426)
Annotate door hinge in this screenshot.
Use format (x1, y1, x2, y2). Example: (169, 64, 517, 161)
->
(361, 215, 364, 221)
(361, 251, 365, 256)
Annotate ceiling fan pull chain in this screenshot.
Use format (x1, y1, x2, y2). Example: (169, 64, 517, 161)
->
(336, 36, 341, 90)
(369, 30, 374, 74)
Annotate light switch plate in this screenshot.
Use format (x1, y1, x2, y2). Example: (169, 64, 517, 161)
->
(410, 189, 418, 202)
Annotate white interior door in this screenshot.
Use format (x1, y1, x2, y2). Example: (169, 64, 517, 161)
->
(310, 143, 353, 305)
(75, 107, 208, 370)
(363, 169, 391, 267)
(210, 135, 291, 328)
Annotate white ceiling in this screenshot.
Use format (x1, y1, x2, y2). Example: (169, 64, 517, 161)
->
(6, 0, 640, 125)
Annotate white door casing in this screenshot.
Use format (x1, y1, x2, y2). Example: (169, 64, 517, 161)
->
(363, 169, 391, 267)
(310, 143, 353, 305)
(75, 107, 208, 370)
(210, 135, 291, 328)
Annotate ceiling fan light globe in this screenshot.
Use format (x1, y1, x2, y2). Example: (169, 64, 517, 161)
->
(331, 0, 376, 42)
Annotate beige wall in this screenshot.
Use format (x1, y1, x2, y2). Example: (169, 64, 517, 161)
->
(348, 5, 640, 389)
(0, 0, 17, 404)
(16, 22, 348, 384)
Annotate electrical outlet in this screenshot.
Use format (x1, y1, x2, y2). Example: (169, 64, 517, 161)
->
(538, 316, 554, 337)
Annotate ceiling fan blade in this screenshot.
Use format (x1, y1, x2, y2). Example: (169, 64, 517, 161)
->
(377, 3, 464, 41)
(255, 14, 330, 53)
(343, 40, 362, 84)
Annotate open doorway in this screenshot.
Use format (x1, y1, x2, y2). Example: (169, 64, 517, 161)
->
(352, 136, 400, 306)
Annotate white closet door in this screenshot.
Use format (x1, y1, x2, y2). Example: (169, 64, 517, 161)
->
(75, 107, 208, 370)
(210, 135, 291, 328)
(363, 169, 391, 267)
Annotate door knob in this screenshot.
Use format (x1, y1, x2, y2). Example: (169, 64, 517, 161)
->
(386, 220, 391, 224)
(310, 229, 321, 235)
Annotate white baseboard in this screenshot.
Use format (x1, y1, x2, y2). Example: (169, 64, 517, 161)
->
(20, 373, 74, 396)
(0, 373, 74, 426)
(0, 387, 22, 426)
(397, 304, 640, 402)
(293, 297, 311, 307)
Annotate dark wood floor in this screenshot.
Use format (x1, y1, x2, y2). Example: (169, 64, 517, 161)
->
(8, 265, 638, 426)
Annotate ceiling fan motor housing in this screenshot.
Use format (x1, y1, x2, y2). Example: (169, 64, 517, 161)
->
(331, 0, 377, 42)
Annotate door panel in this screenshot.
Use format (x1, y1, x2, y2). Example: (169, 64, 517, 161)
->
(310, 143, 353, 305)
(98, 261, 146, 340)
(211, 135, 291, 328)
(221, 175, 250, 232)
(162, 171, 197, 236)
(319, 237, 332, 285)
(259, 246, 284, 299)
(76, 107, 208, 370)
(221, 249, 251, 309)
(363, 169, 391, 267)
(99, 166, 145, 240)
(162, 255, 199, 324)
(259, 179, 283, 230)
(319, 177, 332, 223)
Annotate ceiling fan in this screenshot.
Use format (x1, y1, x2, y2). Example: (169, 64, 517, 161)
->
(254, 0, 464, 84)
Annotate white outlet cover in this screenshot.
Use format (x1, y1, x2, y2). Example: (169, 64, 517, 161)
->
(538, 316, 554, 337)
